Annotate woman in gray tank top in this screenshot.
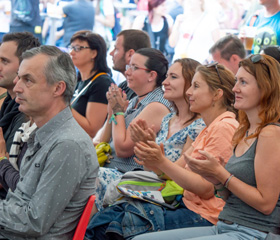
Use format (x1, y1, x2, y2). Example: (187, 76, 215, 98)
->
(132, 54, 280, 240)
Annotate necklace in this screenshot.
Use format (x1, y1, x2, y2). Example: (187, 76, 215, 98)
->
(138, 91, 152, 98)
(246, 130, 254, 137)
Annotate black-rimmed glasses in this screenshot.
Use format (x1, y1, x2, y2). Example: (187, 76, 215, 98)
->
(206, 62, 223, 85)
(125, 64, 151, 72)
(68, 45, 91, 52)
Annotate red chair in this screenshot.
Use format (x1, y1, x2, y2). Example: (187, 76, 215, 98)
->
(73, 195, 96, 240)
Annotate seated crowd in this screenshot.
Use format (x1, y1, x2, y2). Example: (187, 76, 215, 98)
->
(0, 28, 279, 240)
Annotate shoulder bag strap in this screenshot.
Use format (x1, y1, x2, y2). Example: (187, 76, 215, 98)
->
(70, 72, 107, 106)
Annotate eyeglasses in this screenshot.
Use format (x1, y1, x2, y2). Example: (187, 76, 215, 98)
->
(206, 62, 223, 85)
(68, 45, 90, 52)
(125, 64, 151, 72)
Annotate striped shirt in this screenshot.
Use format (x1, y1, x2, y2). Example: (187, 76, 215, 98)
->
(105, 87, 172, 173)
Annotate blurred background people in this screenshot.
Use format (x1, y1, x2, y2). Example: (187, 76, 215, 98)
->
(132, 0, 173, 62)
(56, 0, 95, 47)
(243, 0, 280, 54)
(0, 0, 10, 43)
(10, 0, 42, 43)
(209, 34, 246, 75)
(93, 0, 116, 49)
(169, 0, 220, 63)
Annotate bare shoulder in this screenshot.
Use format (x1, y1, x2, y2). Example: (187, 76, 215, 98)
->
(259, 124, 280, 139)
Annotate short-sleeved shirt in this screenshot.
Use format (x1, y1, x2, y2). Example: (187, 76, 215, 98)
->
(156, 113, 205, 162)
(183, 111, 239, 225)
(71, 72, 114, 117)
(247, 10, 280, 54)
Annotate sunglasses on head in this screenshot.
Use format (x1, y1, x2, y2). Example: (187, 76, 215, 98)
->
(206, 62, 223, 85)
(249, 54, 272, 78)
(250, 54, 263, 63)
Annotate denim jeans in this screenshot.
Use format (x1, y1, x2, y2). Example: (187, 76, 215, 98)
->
(85, 198, 212, 240)
(133, 221, 268, 240)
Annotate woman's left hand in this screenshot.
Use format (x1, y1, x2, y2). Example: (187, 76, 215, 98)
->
(134, 141, 166, 168)
(184, 150, 225, 185)
(107, 84, 128, 114)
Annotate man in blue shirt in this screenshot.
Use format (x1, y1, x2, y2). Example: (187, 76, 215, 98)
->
(247, 0, 280, 53)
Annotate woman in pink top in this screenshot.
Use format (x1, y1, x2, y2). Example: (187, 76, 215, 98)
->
(133, 63, 239, 238)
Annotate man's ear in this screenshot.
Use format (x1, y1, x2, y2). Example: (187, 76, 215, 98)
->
(126, 49, 135, 63)
(53, 81, 66, 98)
(230, 54, 241, 64)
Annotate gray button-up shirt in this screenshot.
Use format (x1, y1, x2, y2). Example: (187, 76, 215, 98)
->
(0, 107, 99, 239)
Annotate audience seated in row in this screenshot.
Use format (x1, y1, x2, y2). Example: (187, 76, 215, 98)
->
(100, 58, 206, 209)
(85, 62, 239, 239)
(133, 54, 280, 240)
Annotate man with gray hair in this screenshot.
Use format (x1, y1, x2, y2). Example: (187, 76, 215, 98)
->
(209, 34, 246, 74)
(0, 45, 98, 239)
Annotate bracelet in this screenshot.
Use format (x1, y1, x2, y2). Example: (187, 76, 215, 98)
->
(223, 174, 234, 188)
(109, 112, 124, 125)
(0, 156, 7, 161)
(214, 185, 225, 198)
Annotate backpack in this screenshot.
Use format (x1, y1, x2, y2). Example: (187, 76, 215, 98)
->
(103, 171, 183, 208)
(12, 0, 34, 24)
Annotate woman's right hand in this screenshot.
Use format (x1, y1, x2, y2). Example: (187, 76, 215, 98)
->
(184, 150, 225, 185)
(106, 84, 128, 114)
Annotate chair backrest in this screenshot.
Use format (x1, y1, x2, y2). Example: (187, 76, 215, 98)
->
(73, 195, 96, 240)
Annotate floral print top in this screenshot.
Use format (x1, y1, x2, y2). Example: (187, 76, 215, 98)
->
(156, 113, 205, 162)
